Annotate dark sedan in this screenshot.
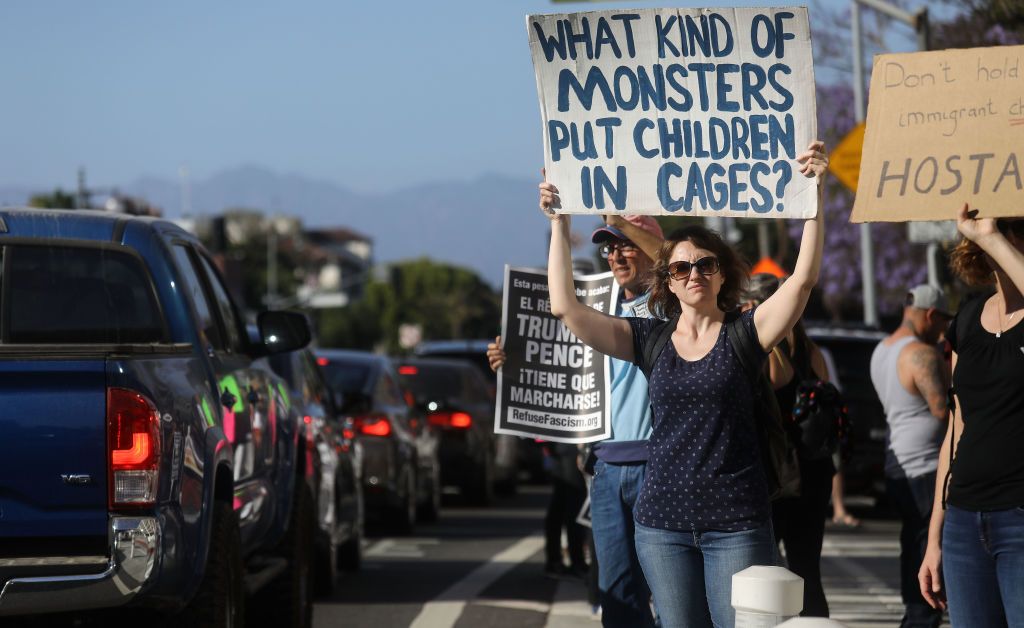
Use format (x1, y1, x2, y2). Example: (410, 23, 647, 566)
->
(396, 357, 517, 504)
(268, 348, 364, 590)
(317, 349, 441, 532)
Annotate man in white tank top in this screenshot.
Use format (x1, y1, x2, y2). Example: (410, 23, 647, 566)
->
(870, 284, 953, 628)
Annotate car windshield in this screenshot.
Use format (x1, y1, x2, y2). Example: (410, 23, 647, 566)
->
(2, 244, 164, 344)
(321, 360, 373, 395)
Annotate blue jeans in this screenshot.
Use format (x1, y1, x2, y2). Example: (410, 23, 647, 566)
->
(590, 460, 655, 627)
(634, 519, 776, 628)
(943, 505, 1024, 627)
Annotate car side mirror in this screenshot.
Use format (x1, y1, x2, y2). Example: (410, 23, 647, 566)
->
(257, 311, 311, 355)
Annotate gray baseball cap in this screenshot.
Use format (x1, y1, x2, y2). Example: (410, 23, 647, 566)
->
(906, 284, 953, 317)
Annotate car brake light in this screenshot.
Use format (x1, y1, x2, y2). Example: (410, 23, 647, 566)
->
(356, 415, 392, 437)
(317, 357, 329, 367)
(108, 388, 161, 507)
(398, 365, 418, 375)
(428, 411, 472, 429)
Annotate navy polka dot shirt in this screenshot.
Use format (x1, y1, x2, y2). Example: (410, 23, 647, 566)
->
(628, 309, 771, 533)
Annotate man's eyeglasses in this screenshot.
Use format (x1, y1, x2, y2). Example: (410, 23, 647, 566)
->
(667, 256, 720, 280)
(599, 242, 639, 258)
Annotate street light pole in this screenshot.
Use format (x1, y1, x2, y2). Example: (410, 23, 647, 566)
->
(850, 0, 930, 325)
(851, 1, 879, 327)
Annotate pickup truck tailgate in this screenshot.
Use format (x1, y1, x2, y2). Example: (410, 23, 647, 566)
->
(0, 359, 108, 540)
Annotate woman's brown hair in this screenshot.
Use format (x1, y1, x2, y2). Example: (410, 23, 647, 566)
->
(948, 238, 993, 287)
(949, 219, 1024, 286)
(648, 225, 750, 318)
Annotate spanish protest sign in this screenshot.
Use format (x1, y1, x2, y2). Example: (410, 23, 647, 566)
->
(852, 45, 1024, 222)
(527, 7, 818, 218)
(495, 266, 618, 443)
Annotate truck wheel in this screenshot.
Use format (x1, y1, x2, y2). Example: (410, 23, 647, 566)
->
(417, 464, 441, 523)
(313, 526, 338, 597)
(338, 489, 364, 571)
(263, 487, 315, 628)
(179, 501, 244, 628)
(391, 468, 416, 535)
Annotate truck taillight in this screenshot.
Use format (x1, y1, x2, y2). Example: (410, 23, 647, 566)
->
(108, 387, 160, 507)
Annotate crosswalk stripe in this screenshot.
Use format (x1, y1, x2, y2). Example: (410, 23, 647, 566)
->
(408, 533, 545, 628)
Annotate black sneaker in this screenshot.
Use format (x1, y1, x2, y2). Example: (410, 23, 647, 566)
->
(544, 563, 569, 579)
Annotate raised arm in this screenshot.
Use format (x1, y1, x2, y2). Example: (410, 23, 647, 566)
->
(542, 182, 635, 362)
(602, 214, 662, 260)
(956, 203, 1024, 294)
(754, 140, 828, 351)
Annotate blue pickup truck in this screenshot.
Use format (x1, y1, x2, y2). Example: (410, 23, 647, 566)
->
(0, 208, 323, 627)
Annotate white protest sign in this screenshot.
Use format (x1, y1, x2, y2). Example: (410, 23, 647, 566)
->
(527, 7, 818, 218)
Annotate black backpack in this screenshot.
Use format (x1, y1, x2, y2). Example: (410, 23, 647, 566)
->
(638, 312, 801, 500)
(784, 339, 849, 461)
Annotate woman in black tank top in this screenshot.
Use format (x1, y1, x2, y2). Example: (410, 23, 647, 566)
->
(741, 274, 836, 618)
(919, 206, 1024, 627)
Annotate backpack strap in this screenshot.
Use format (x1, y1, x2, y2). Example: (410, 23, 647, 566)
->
(725, 311, 761, 384)
(640, 313, 679, 381)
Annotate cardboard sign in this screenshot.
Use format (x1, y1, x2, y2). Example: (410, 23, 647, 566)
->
(852, 45, 1024, 223)
(495, 266, 618, 444)
(527, 7, 818, 218)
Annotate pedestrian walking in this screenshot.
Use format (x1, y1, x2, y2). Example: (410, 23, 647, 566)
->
(539, 141, 828, 628)
(741, 273, 835, 618)
(919, 205, 1024, 627)
(488, 212, 663, 627)
(871, 284, 952, 628)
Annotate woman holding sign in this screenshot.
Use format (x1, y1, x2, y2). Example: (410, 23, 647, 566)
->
(540, 140, 828, 628)
(919, 206, 1024, 627)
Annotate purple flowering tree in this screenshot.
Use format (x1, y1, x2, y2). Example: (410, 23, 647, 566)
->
(794, 83, 928, 321)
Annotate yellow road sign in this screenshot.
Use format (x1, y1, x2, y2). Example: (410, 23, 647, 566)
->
(828, 123, 866, 193)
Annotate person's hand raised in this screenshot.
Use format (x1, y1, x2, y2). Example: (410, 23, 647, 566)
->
(796, 140, 829, 184)
(486, 336, 506, 372)
(955, 202, 999, 246)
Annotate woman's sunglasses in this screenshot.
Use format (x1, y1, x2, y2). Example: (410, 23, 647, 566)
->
(667, 256, 720, 280)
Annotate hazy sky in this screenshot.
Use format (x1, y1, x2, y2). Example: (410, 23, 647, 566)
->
(0, 1, 918, 194)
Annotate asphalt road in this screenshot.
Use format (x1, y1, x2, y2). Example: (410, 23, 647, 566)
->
(316, 489, 949, 628)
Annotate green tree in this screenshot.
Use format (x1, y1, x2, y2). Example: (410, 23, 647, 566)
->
(317, 258, 500, 353)
(28, 188, 76, 209)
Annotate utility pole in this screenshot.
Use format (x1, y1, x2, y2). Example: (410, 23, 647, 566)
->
(76, 167, 89, 210)
(179, 166, 191, 217)
(267, 225, 278, 309)
(851, 0, 930, 326)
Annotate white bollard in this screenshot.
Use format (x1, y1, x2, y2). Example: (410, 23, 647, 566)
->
(777, 619, 849, 627)
(732, 566, 803, 627)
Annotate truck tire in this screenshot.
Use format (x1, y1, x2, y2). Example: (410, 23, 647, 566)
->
(262, 486, 315, 628)
(417, 464, 441, 523)
(313, 526, 338, 597)
(391, 468, 416, 535)
(338, 488, 364, 571)
(178, 501, 244, 628)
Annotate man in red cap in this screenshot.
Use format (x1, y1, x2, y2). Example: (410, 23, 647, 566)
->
(489, 214, 663, 627)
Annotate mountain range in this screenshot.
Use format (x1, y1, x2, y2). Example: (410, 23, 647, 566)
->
(0, 166, 601, 288)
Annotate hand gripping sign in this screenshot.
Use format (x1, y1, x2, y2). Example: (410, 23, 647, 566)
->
(495, 266, 618, 444)
(527, 7, 818, 218)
